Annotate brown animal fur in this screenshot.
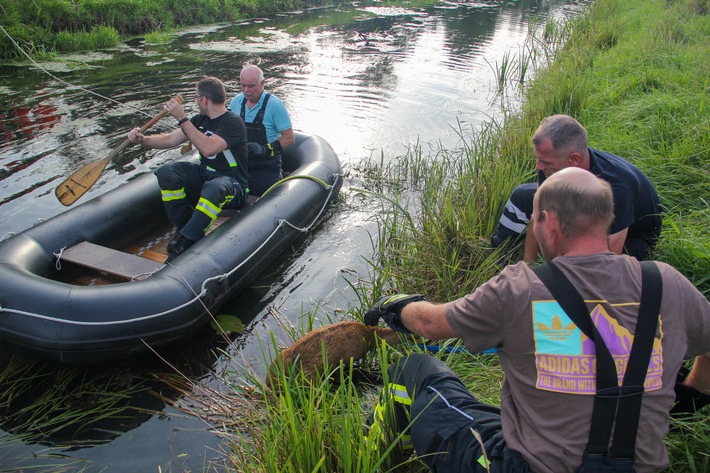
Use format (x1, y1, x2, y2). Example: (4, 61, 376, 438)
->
(266, 321, 401, 389)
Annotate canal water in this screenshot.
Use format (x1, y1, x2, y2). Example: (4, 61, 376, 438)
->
(0, 1, 588, 470)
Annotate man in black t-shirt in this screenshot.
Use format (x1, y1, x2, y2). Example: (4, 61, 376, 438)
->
(491, 115, 662, 261)
(128, 77, 248, 263)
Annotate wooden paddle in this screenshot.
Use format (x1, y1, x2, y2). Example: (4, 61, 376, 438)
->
(55, 94, 184, 206)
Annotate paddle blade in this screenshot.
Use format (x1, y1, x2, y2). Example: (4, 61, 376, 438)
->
(55, 155, 112, 206)
(54, 94, 183, 206)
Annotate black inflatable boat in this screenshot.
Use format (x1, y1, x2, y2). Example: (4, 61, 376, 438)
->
(0, 132, 342, 364)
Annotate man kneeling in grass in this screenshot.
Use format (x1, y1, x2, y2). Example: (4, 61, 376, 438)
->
(491, 114, 662, 262)
(365, 167, 709, 473)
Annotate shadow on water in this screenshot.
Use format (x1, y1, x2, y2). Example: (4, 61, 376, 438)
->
(0, 0, 590, 470)
(0, 343, 224, 470)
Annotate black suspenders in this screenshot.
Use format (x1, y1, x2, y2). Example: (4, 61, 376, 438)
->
(239, 93, 271, 126)
(532, 261, 662, 468)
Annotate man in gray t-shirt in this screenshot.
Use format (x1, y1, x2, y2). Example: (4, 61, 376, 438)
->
(364, 167, 709, 473)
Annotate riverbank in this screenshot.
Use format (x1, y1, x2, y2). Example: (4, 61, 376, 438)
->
(0, 0, 329, 60)
(226, 0, 709, 471)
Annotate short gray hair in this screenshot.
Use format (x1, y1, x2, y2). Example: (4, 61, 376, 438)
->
(535, 168, 614, 238)
(532, 115, 588, 156)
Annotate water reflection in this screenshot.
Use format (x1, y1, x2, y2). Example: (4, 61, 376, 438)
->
(0, 334, 228, 470)
(0, 0, 588, 470)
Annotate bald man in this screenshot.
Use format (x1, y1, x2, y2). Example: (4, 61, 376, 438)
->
(491, 115, 662, 262)
(365, 168, 709, 473)
(228, 64, 294, 197)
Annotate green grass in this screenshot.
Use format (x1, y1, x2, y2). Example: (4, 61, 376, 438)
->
(53, 25, 120, 53)
(0, 0, 331, 60)
(0, 354, 149, 444)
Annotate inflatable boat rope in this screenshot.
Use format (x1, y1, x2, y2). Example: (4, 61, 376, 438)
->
(1, 170, 342, 326)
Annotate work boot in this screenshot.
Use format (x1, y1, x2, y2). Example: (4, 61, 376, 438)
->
(165, 234, 195, 264)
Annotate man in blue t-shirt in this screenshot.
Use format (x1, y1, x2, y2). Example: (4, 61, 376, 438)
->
(491, 114, 662, 261)
(228, 65, 294, 197)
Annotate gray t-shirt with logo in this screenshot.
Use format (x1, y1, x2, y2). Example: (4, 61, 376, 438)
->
(446, 253, 710, 473)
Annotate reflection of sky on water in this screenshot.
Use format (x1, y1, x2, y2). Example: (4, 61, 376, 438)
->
(190, 27, 305, 53)
(174, 1, 544, 162)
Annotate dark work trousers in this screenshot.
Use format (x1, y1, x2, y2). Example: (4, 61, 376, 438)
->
(154, 161, 245, 242)
(491, 182, 653, 260)
(241, 93, 282, 197)
(490, 182, 537, 247)
(367, 354, 532, 473)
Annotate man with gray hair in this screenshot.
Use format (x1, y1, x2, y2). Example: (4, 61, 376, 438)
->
(364, 167, 709, 472)
(229, 64, 294, 197)
(491, 114, 662, 262)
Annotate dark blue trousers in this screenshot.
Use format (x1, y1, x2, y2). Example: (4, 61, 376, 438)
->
(368, 354, 532, 473)
(154, 161, 245, 242)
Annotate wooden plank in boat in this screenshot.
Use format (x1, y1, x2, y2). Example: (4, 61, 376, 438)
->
(62, 241, 164, 281)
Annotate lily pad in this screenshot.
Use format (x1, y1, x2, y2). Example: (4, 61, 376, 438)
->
(209, 314, 245, 334)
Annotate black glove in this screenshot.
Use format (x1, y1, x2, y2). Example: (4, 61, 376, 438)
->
(670, 365, 710, 418)
(247, 141, 283, 159)
(363, 294, 427, 333)
(247, 142, 269, 159)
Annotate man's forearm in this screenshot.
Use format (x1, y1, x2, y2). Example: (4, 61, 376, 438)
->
(523, 221, 540, 262)
(401, 301, 456, 340)
(608, 227, 629, 255)
(139, 129, 186, 150)
(277, 128, 295, 150)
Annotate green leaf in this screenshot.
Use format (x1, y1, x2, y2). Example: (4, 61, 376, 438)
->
(209, 314, 244, 335)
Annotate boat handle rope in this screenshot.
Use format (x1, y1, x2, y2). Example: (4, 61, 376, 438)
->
(1, 232, 16, 242)
(0, 172, 342, 326)
(195, 171, 341, 287)
(54, 246, 67, 270)
(260, 173, 331, 199)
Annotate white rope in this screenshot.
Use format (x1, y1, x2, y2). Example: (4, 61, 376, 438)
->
(130, 267, 162, 281)
(2, 173, 342, 327)
(0, 24, 167, 122)
(54, 246, 66, 270)
(0, 24, 152, 118)
(0, 291, 206, 326)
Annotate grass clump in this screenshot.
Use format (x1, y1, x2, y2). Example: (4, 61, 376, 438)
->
(219, 307, 426, 472)
(53, 25, 120, 53)
(0, 354, 148, 444)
